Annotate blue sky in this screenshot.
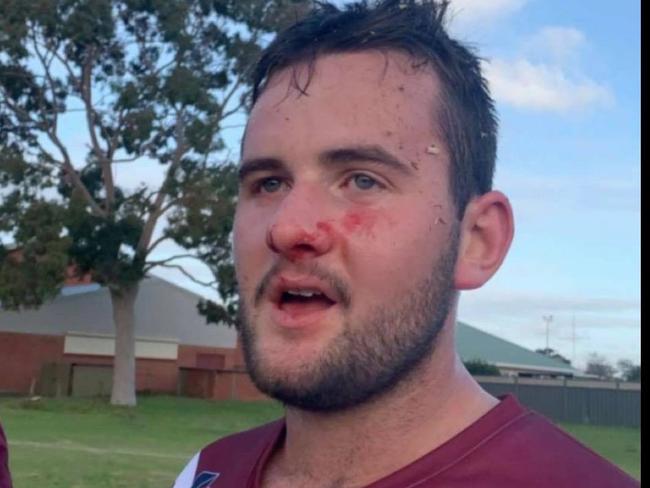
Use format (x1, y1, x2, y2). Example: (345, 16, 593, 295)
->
(443, 0, 640, 368)
(151, 0, 640, 370)
(6, 0, 638, 371)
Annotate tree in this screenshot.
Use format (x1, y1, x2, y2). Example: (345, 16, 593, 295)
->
(0, 0, 307, 406)
(617, 360, 641, 383)
(463, 359, 501, 377)
(584, 353, 616, 380)
(535, 348, 572, 366)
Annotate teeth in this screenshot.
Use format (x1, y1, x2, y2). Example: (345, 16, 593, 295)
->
(286, 289, 322, 298)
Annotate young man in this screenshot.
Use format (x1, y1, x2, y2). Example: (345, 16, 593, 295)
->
(174, 1, 638, 486)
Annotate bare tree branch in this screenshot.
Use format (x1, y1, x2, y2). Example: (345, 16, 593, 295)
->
(146, 235, 172, 255)
(136, 111, 188, 255)
(150, 263, 217, 287)
(79, 46, 116, 211)
(145, 253, 203, 269)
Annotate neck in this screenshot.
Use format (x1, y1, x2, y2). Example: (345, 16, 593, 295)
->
(262, 314, 499, 488)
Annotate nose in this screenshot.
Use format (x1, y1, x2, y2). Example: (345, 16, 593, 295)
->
(266, 187, 334, 259)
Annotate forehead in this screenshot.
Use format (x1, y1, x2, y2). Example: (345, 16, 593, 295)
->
(244, 51, 444, 159)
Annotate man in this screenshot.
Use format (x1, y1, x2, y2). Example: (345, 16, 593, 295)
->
(174, 1, 638, 486)
(0, 423, 12, 488)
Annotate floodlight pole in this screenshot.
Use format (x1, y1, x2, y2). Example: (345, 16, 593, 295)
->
(572, 314, 576, 363)
(542, 314, 553, 350)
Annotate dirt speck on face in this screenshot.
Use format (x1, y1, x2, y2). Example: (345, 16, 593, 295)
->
(426, 144, 440, 156)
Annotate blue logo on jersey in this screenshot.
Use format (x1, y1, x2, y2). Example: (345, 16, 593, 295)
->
(191, 471, 220, 488)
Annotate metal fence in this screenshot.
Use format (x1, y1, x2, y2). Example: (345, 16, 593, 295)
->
(477, 376, 640, 428)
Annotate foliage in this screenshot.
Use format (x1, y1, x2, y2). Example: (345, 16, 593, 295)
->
(584, 353, 616, 380)
(535, 347, 572, 365)
(0, 0, 307, 313)
(463, 358, 501, 376)
(0, 0, 309, 403)
(617, 360, 641, 383)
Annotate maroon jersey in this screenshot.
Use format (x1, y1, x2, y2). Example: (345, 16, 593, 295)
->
(0, 423, 12, 488)
(173, 395, 638, 488)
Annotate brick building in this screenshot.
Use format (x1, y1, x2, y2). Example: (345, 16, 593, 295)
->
(1, 267, 580, 401)
(0, 275, 266, 401)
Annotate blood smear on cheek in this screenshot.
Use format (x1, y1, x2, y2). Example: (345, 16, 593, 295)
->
(341, 210, 379, 237)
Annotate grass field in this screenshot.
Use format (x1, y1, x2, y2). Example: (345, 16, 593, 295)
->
(0, 395, 640, 487)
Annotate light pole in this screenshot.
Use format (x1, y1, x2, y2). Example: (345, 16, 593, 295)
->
(542, 314, 553, 350)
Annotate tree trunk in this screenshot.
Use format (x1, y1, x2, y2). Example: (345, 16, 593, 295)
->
(109, 284, 139, 406)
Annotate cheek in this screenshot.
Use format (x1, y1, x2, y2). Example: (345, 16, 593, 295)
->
(233, 208, 268, 290)
(342, 205, 444, 291)
(340, 209, 382, 238)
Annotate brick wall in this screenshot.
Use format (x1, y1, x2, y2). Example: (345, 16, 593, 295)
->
(0, 331, 64, 393)
(0, 331, 248, 397)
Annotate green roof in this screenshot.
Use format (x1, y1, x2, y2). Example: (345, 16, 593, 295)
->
(456, 321, 579, 374)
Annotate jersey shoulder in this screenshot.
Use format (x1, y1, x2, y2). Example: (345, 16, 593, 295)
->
(173, 418, 284, 488)
(484, 410, 639, 487)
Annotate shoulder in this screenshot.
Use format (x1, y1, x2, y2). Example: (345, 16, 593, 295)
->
(172, 419, 284, 488)
(200, 418, 284, 459)
(483, 403, 638, 487)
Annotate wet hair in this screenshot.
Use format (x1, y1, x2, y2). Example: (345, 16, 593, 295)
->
(250, 0, 498, 219)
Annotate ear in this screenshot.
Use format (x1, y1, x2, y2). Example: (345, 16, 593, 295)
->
(454, 191, 514, 290)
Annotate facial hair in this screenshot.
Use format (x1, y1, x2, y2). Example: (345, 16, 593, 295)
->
(238, 227, 460, 412)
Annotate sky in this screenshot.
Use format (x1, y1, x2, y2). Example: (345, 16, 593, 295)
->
(5, 0, 640, 371)
(442, 0, 640, 369)
(136, 0, 642, 370)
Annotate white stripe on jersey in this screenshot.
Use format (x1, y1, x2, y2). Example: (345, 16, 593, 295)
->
(172, 452, 199, 488)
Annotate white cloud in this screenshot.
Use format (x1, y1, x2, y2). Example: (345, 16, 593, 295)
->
(523, 26, 586, 64)
(482, 58, 614, 112)
(480, 25, 614, 113)
(447, 0, 527, 28)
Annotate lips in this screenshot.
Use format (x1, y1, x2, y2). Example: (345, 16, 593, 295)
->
(266, 274, 340, 328)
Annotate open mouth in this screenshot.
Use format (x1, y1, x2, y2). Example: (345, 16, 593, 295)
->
(278, 290, 337, 315)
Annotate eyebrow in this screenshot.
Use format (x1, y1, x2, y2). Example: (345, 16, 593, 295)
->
(238, 157, 286, 182)
(239, 144, 412, 182)
(319, 145, 412, 175)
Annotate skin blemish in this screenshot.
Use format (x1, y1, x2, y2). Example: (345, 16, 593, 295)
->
(434, 216, 447, 225)
(342, 210, 379, 237)
(433, 204, 442, 210)
(426, 144, 440, 156)
(398, 85, 405, 92)
(316, 221, 335, 235)
(385, 130, 393, 137)
(410, 161, 419, 170)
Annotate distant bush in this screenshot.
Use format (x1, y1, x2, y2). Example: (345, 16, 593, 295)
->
(464, 359, 501, 376)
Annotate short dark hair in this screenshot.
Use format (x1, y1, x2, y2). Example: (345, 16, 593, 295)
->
(250, 0, 498, 219)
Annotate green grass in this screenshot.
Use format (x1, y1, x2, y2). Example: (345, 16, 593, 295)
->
(0, 396, 640, 487)
(559, 422, 641, 480)
(0, 395, 283, 488)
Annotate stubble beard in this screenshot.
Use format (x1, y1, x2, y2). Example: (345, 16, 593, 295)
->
(238, 228, 460, 413)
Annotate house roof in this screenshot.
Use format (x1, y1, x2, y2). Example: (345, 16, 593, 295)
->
(456, 321, 580, 375)
(0, 275, 237, 349)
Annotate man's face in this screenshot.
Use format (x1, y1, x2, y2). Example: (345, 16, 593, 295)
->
(234, 51, 459, 411)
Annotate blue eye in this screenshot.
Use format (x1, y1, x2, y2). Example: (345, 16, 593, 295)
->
(353, 174, 377, 190)
(260, 178, 282, 193)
